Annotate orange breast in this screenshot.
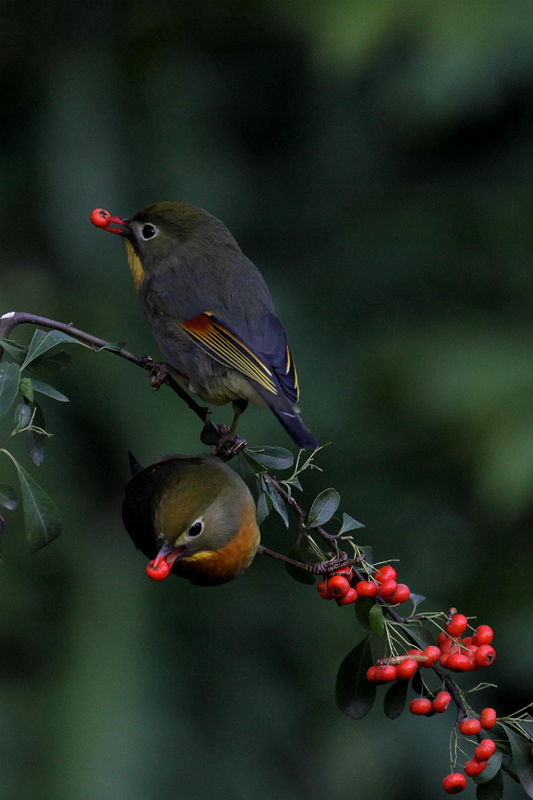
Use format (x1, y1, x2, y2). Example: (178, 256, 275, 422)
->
(173, 503, 260, 586)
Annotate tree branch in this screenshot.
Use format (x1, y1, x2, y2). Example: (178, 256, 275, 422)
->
(0, 311, 211, 421)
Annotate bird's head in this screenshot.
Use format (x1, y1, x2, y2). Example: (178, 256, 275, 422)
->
(90, 202, 239, 281)
(122, 456, 260, 584)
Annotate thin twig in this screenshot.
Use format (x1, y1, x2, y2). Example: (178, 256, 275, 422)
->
(0, 311, 210, 421)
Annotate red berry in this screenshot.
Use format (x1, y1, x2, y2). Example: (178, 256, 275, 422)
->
(459, 718, 482, 735)
(439, 653, 450, 668)
(480, 708, 497, 730)
(90, 208, 111, 228)
(466, 651, 479, 671)
(432, 691, 452, 713)
(461, 636, 473, 647)
(366, 666, 378, 682)
(356, 580, 377, 597)
(472, 625, 494, 646)
(407, 648, 423, 658)
(475, 739, 496, 761)
(374, 565, 397, 583)
(446, 614, 468, 637)
(475, 645, 496, 668)
(336, 587, 358, 605)
(464, 759, 487, 777)
(447, 653, 471, 672)
(146, 559, 170, 581)
(438, 632, 449, 647)
(374, 665, 397, 682)
(327, 575, 351, 597)
(409, 697, 432, 715)
(317, 580, 334, 600)
(335, 567, 353, 581)
(442, 773, 467, 794)
(431, 692, 452, 714)
(440, 639, 461, 655)
(391, 583, 411, 603)
(377, 579, 398, 599)
(396, 658, 418, 679)
(421, 646, 441, 667)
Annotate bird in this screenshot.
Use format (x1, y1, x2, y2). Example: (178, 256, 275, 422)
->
(90, 203, 318, 448)
(122, 452, 261, 585)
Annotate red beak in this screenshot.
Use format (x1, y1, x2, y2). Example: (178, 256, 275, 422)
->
(152, 541, 188, 570)
(90, 208, 131, 236)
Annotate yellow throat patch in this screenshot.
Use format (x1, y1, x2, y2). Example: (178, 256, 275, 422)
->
(125, 240, 145, 292)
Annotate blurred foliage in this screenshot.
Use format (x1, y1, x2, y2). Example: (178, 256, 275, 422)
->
(2, 0, 533, 798)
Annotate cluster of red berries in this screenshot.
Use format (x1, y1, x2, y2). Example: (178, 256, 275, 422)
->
(436, 616, 496, 672)
(367, 615, 496, 683)
(441, 709, 498, 793)
(317, 564, 410, 607)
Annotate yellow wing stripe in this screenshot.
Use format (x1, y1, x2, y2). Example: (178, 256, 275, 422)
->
(182, 319, 278, 395)
(209, 328, 275, 387)
(210, 321, 274, 376)
(286, 346, 300, 401)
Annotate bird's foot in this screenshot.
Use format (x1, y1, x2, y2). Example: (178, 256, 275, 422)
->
(212, 424, 248, 461)
(312, 554, 364, 575)
(140, 359, 173, 392)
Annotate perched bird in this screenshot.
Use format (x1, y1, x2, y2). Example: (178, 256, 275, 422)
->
(122, 452, 260, 585)
(91, 203, 317, 448)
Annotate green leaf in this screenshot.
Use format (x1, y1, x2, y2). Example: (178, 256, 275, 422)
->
(398, 623, 436, 650)
(362, 545, 373, 564)
(14, 403, 31, 428)
(30, 379, 69, 402)
(284, 542, 315, 585)
(256, 490, 272, 524)
(267, 482, 289, 528)
(355, 597, 374, 631)
(411, 670, 423, 696)
(48, 330, 91, 348)
(473, 750, 502, 785)
(384, 679, 408, 720)
(410, 593, 426, 614)
(231, 453, 260, 500)
(0, 362, 20, 417)
(19, 377, 34, 403)
(243, 452, 269, 473)
(98, 341, 126, 352)
(339, 512, 365, 534)
(0, 338, 27, 362)
(245, 446, 294, 471)
(307, 488, 340, 528)
(28, 349, 71, 379)
(284, 475, 303, 491)
(22, 328, 90, 369)
(335, 635, 376, 719)
(369, 603, 385, 636)
(503, 725, 533, 797)
(475, 770, 503, 799)
(0, 483, 17, 510)
(26, 404, 47, 467)
(199, 417, 220, 446)
(11, 459, 61, 552)
(491, 724, 511, 756)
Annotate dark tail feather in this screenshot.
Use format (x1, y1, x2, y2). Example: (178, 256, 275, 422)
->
(128, 451, 144, 475)
(270, 405, 318, 449)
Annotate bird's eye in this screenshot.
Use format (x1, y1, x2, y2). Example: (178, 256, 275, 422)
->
(188, 521, 204, 537)
(141, 224, 157, 240)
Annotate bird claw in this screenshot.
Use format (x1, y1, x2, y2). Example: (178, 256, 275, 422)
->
(147, 361, 172, 391)
(313, 554, 364, 575)
(212, 425, 248, 461)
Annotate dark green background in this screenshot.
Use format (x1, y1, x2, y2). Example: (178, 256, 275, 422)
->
(1, 2, 533, 798)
